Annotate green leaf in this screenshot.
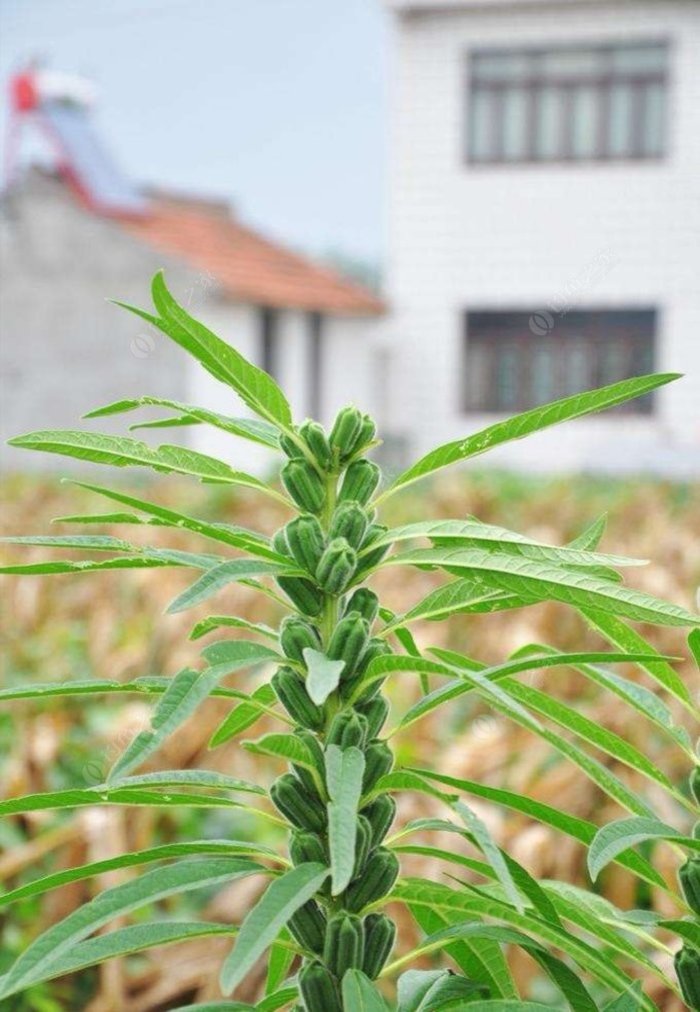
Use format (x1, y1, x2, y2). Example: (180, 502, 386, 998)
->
(256, 986, 300, 1011)
(568, 514, 608, 551)
(167, 560, 294, 613)
(0, 676, 265, 704)
(7, 430, 282, 498)
(0, 858, 262, 999)
(391, 879, 654, 1007)
(370, 518, 645, 569)
(0, 552, 215, 577)
(369, 650, 657, 732)
(394, 838, 560, 926)
(85, 396, 280, 449)
(690, 629, 700, 668)
(169, 1001, 256, 1012)
(52, 510, 155, 525)
(341, 969, 391, 1011)
(16, 922, 239, 989)
(391, 577, 530, 628)
(219, 863, 329, 995)
(265, 932, 295, 996)
(191, 615, 277, 641)
(0, 781, 265, 819)
(244, 733, 317, 771)
(499, 677, 677, 795)
(146, 271, 293, 429)
(509, 643, 692, 755)
(69, 481, 287, 562)
(408, 901, 517, 999)
(1, 533, 136, 551)
(588, 817, 700, 881)
(396, 967, 488, 1010)
(603, 982, 645, 1012)
(382, 373, 679, 498)
(0, 839, 285, 909)
(439, 1003, 571, 1011)
(658, 919, 700, 948)
(325, 744, 366, 894)
(210, 684, 283, 746)
(303, 648, 345, 705)
(405, 769, 667, 891)
(369, 769, 458, 806)
(108, 645, 277, 780)
(398, 922, 599, 1012)
(386, 548, 700, 628)
(583, 609, 694, 709)
(201, 640, 280, 667)
(453, 801, 523, 912)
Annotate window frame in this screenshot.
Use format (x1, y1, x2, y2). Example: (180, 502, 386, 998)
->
(461, 307, 658, 416)
(465, 38, 670, 167)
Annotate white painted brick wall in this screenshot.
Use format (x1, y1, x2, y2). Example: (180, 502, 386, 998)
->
(385, 0, 700, 476)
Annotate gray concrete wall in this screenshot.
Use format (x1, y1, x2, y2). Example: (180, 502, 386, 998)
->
(0, 172, 197, 474)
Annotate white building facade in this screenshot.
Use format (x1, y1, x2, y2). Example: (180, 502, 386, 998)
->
(384, 0, 700, 476)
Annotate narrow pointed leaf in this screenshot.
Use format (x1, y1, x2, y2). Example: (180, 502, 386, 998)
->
(303, 647, 345, 705)
(584, 609, 695, 707)
(191, 615, 278, 641)
(219, 863, 329, 995)
(148, 271, 293, 429)
(383, 373, 679, 497)
(109, 645, 278, 780)
(341, 970, 390, 1011)
(0, 786, 263, 817)
(369, 519, 644, 569)
(0, 839, 284, 909)
(0, 858, 262, 999)
(690, 628, 700, 667)
(386, 548, 700, 627)
(454, 801, 523, 912)
(210, 684, 283, 747)
(69, 481, 286, 561)
(2, 921, 237, 991)
(588, 817, 700, 880)
(243, 733, 317, 771)
(0, 553, 214, 576)
(167, 559, 294, 613)
(406, 769, 667, 890)
(85, 396, 280, 448)
(7, 430, 281, 498)
(326, 744, 366, 894)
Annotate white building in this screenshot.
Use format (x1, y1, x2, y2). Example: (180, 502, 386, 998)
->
(384, 0, 700, 476)
(0, 69, 384, 476)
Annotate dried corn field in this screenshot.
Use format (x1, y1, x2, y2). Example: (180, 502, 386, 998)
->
(1, 471, 699, 1011)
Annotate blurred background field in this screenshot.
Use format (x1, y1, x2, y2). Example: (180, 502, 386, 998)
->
(1, 471, 698, 1011)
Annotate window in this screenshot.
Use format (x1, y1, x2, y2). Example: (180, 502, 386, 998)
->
(307, 311, 323, 419)
(468, 42, 667, 164)
(260, 307, 279, 378)
(464, 309, 656, 413)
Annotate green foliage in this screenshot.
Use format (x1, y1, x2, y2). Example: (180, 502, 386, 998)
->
(1, 271, 698, 1010)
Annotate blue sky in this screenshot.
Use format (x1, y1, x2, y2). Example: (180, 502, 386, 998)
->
(0, 0, 387, 261)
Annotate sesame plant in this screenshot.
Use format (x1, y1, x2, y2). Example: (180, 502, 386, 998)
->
(1, 273, 699, 1011)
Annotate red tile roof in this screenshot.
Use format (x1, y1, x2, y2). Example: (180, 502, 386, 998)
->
(120, 198, 385, 316)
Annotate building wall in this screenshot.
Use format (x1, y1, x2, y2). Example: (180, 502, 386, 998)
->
(386, 0, 700, 476)
(1, 173, 383, 480)
(0, 174, 193, 473)
(187, 304, 383, 475)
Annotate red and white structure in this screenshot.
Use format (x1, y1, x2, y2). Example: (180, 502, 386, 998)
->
(6, 65, 147, 215)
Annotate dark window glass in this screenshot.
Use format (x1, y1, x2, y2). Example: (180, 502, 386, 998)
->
(464, 309, 656, 413)
(260, 307, 279, 379)
(468, 42, 667, 164)
(308, 311, 323, 419)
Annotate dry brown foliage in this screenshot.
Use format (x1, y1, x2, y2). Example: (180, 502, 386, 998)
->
(1, 471, 698, 1010)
